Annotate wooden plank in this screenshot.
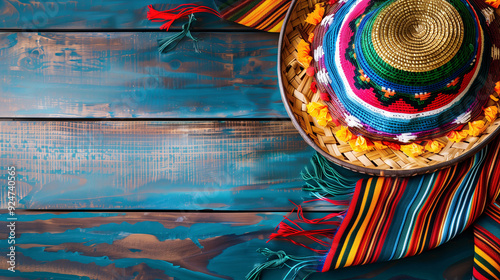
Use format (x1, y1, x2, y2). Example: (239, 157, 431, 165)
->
(0, 211, 473, 279)
(0, 31, 284, 118)
(0, 0, 251, 31)
(0, 120, 323, 211)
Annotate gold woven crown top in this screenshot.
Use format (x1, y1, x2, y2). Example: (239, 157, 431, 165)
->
(372, 0, 464, 72)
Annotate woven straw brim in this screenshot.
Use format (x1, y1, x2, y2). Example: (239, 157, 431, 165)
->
(278, 0, 500, 176)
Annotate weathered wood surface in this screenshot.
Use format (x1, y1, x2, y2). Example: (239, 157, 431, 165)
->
(0, 211, 474, 279)
(0, 31, 284, 118)
(0, 121, 327, 211)
(0, 0, 251, 30)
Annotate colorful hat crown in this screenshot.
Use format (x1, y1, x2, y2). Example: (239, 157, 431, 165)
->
(313, 0, 499, 142)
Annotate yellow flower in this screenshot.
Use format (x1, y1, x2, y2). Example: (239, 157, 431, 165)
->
(297, 39, 312, 68)
(448, 130, 469, 143)
(400, 143, 425, 158)
(305, 4, 325, 25)
(491, 94, 499, 102)
(466, 120, 486, 137)
(484, 106, 498, 122)
(335, 126, 354, 142)
(373, 141, 388, 150)
(307, 102, 331, 126)
(348, 136, 374, 152)
(306, 102, 324, 118)
(425, 140, 445, 153)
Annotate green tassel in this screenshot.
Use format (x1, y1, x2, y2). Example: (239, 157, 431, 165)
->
(157, 14, 199, 54)
(246, 248, 318, 280)
(301, 153, 370, 197)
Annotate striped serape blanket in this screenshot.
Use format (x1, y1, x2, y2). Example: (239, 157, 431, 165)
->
(214, 0, 291, 32)
(245, 135, 500, 279)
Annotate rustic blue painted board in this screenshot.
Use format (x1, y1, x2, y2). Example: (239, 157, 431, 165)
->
(0, 31, 284, 118)
(0, 0, 250, 30)
(0, 121, 334, 211)
(0, 211, 473, 279)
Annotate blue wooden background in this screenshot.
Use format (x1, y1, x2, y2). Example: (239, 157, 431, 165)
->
(0, 0, 490, 279)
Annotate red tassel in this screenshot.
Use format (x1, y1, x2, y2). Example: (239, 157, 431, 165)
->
(267, 200, 344, 254)
(147, 4, 222, 31)
(310, 81, 318, 93)
(291, 200, 343, 225)
(320, 92, 330, 101)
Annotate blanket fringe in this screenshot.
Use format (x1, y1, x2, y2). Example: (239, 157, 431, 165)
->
(157, 14, 199, 54)
(301, 153, 368, 202)
(245, 248, 320, 280)
(147, 3, 223, 53)
(250, 153, 366, 278)
(268, 200, 344, 254)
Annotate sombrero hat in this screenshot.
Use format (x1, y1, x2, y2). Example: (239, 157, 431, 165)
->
(279, 0, 500, 176)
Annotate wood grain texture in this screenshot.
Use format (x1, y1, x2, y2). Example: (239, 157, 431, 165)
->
(0, 31, 284, 118)
(0, 121, 324, 211)
(0, 0, 251, 30)
(0, 211, 473, 279)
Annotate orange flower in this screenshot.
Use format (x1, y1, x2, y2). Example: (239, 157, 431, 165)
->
(484, 106, 498, 122)
(466, 120, 486, 137)
(305, 4, 325, 25)
(491, 94, 499, 102)
(335, 126, 354, 142)
(308, 33, 315, 43)
(382, 141, 401, 150)
(307, 102, 332, 126)
(425, 140, 445, 153)
(349, 136, 374, 152)
(495, 81, 500, 94)
(486, 0, 500, 8)
(297, 39, 312, 68)
(400, 143, 425, 158)
(373, 141, 388, 150)
(448, 130, 469, 143)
